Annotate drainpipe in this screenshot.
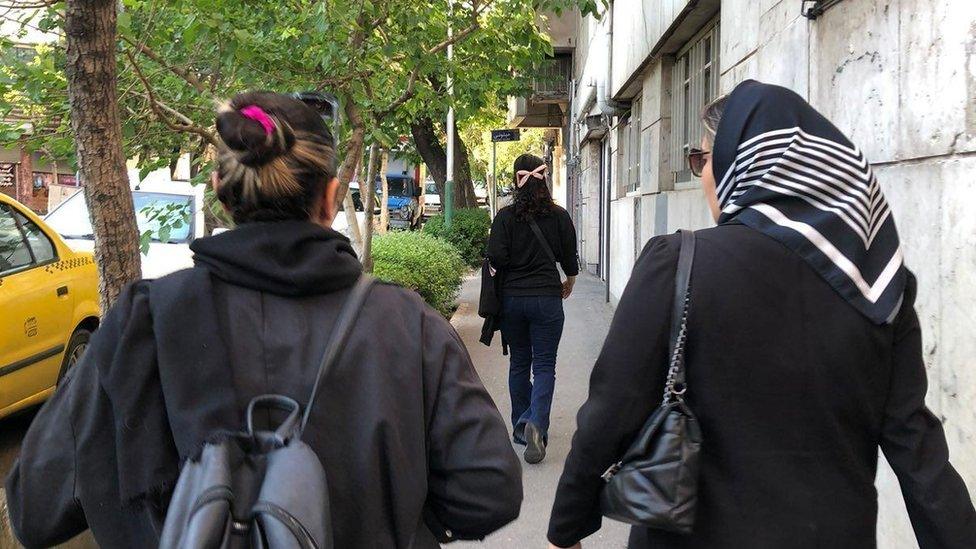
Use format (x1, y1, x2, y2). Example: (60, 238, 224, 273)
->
(597, 4, 630, 117)
(574, 80, 596, 123)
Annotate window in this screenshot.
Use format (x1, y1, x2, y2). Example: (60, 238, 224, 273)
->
(671, 21, 720, 183)
(13, 211, 56, 264)
(0, 205, 34, 275)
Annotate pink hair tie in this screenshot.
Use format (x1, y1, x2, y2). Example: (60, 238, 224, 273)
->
(516, 164, 547, 187)
(239, 105, 276, 135)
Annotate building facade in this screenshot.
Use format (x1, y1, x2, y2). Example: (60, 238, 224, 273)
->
(1, 11, 77, 214)
(527, 0, 975, 545)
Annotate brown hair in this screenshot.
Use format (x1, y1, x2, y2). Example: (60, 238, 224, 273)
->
(215, 91, 337, 224)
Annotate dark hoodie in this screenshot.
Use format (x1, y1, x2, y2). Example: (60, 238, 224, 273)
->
(5, 221, 522, 549)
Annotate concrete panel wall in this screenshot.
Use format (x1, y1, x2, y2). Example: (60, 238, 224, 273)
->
(611, 0, 690, 95)
(609, 197, 637, 304)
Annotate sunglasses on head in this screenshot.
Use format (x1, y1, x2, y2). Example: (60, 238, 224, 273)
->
(687, 148, 711, 178)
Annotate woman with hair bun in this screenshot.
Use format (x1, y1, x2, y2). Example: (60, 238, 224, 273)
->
(6, 92, 522, 549)
(487, 153, 580, 465)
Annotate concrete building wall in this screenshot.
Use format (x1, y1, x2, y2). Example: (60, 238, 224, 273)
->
(565, 0, 976, 545)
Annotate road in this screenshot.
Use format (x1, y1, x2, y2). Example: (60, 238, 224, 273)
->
(452, 273, 630, 548)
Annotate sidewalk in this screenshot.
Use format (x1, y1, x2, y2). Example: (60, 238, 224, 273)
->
(451, 272, 630, 548)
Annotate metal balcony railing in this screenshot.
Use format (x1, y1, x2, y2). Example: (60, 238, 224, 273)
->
(531, 56, 571, 104)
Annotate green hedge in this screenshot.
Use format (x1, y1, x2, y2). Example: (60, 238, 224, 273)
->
(371, 231, 466, 317)
(423, 207, 491, 268)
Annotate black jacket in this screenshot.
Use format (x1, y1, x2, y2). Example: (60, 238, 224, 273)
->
(487, 205, 579, 296)
(548, 223, 976, 549)
(6, 222, 522, 549)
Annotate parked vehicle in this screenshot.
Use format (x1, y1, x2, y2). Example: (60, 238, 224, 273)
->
(0, 194, 100, 419)
(423, 179, 441, 218)
(378, 175, 422, 230)
(46, 177, 205, 279)
(334, 181, 367, 239)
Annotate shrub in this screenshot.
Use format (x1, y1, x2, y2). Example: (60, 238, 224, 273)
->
(423, 207, 491, 267)
(371, 231, 466, 317)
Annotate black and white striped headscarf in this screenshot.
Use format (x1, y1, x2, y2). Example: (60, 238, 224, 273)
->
(713, 80, 907, 324)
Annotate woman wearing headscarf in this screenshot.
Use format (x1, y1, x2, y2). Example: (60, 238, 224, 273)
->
(6, 92, 522, 549)
(487, 153, 579, 465)
(547, 80, 975, 548)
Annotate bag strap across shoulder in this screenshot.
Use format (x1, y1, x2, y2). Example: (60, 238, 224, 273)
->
(664, 230, 696, 401)
(528, 218, 557, 264)
(302, 275, 375, 430)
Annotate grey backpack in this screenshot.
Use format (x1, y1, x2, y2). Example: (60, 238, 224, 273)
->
(159, 276, 375, 549)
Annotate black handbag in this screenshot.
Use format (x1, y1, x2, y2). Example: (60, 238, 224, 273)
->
(599, 229, 703, 533)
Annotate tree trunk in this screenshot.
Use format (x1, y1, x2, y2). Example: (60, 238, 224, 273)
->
(65, 0, 141, 310)
(360, 144, 379, 272)
(378, 149, 389, 234)
(410, 116, 477, 211)
(451, 116, 479, 208)
(336, 96, 366, 205)
(342, 155, 363, 251)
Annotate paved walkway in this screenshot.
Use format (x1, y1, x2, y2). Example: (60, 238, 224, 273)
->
(452, 273, 630, 548)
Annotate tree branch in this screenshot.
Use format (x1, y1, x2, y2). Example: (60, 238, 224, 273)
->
(0, 1, 56, 8)
(124, 48, 218, 146)
(121, 35, 209, 94)
(374, 0, 494, 119)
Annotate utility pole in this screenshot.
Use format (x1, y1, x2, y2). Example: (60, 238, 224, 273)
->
(490, 140, 497, 217)
(444, 0, 455, 228)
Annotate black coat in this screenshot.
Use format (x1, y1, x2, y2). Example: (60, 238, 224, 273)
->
(6, 222, 522, 549)
(548, 223, 976, 549)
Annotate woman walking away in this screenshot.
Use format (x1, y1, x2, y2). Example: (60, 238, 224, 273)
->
(547, 80, 975, 549)
(6, 92, 522, 549)
(487, 153, 579, 465)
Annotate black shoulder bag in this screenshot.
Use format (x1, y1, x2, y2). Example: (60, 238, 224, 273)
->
(599, 229, 703, 534)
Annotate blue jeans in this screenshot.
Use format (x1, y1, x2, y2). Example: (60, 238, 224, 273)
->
(500, 295, 565, 441)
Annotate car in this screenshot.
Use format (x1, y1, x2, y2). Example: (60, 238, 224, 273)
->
(423, 179, 441, 218)
(377, 175, 422, 230)
(45, 176, 206, 279)
(334, 181, 367, 239)
(0, 193, 100, 419)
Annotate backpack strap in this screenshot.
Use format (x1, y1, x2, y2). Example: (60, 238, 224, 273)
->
(528, 218, 557, 264)
(301, 275, 375, 430)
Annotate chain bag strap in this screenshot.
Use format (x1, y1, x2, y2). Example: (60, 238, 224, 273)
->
(663, 229, 696, 402)
(599, 229, 703, 533)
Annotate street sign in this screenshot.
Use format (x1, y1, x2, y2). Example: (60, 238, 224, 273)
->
(491, 129, 521, 142)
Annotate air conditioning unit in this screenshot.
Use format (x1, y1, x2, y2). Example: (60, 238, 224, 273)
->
(580, 114, 608, 142)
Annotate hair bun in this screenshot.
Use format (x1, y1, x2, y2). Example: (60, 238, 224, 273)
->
(216, 105, 295, 167)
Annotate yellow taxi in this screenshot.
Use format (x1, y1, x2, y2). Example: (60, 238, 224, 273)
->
(1, 193, 99, 419)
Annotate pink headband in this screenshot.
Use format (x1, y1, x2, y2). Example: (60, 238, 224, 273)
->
(239, 105, 276, 135)
(516, 164, 547, 187)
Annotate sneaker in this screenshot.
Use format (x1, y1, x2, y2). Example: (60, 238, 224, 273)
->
(523, 422, 546, 464)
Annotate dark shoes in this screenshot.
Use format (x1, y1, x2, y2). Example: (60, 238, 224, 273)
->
(523, 422, 546, 464)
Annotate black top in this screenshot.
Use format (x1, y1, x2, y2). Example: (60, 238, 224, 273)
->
(548, 223, 976, 549)
(6, 222, 522, 549)
(486, 205, 579, 296)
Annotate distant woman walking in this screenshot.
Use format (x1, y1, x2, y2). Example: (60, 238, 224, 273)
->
(487, 154, 579, 464)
